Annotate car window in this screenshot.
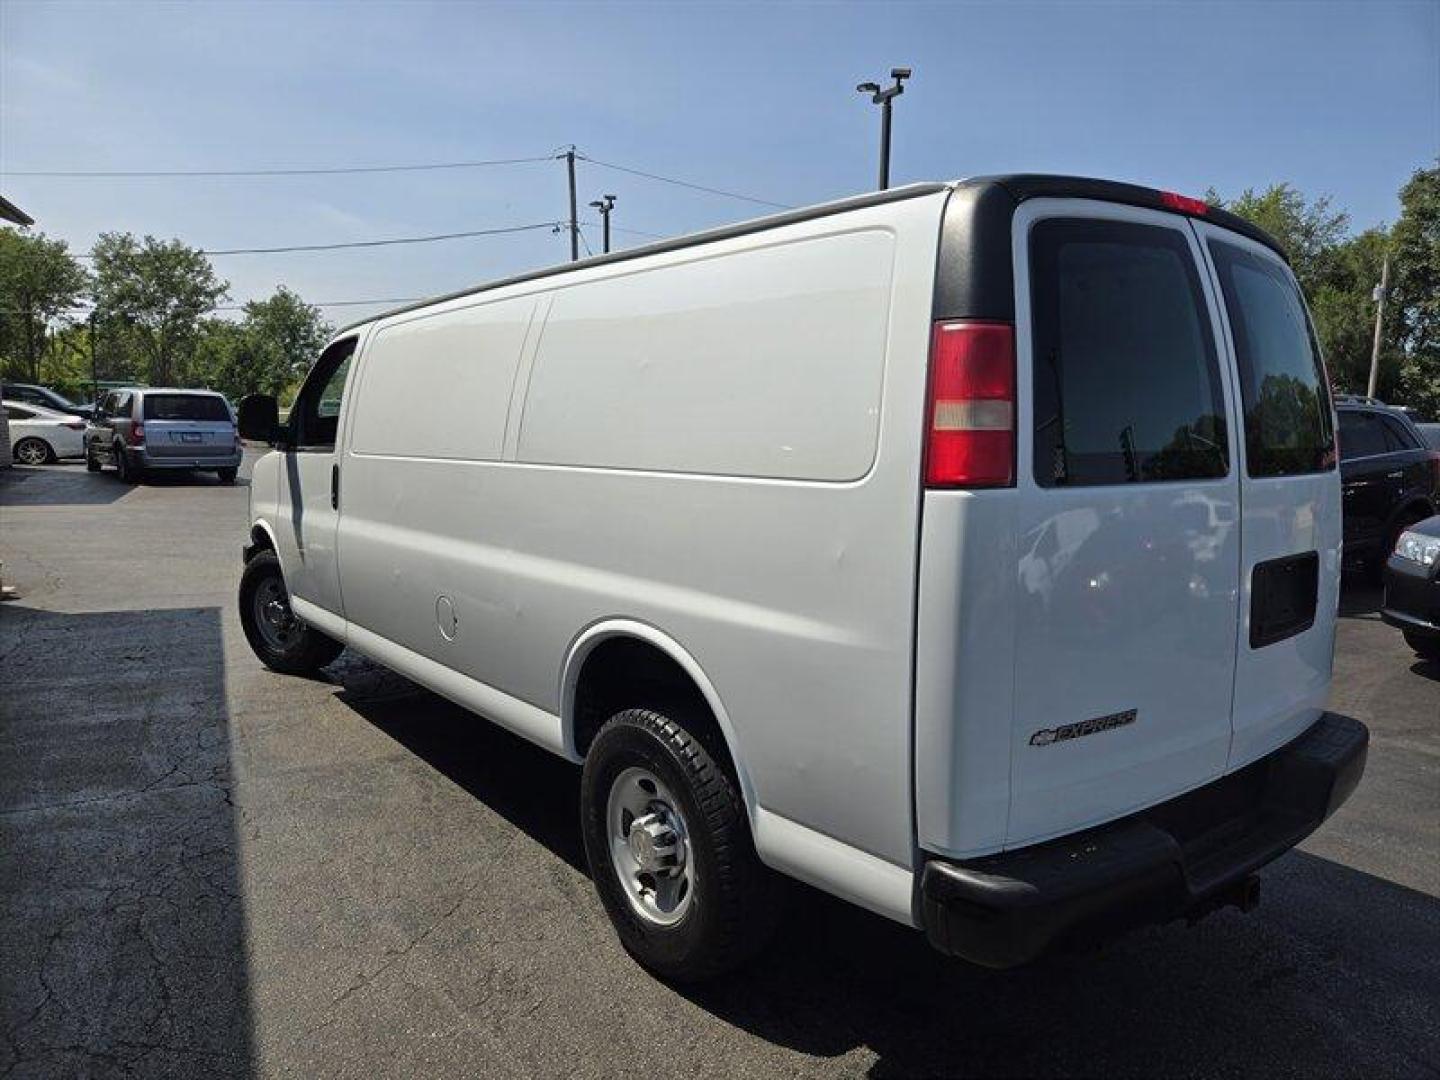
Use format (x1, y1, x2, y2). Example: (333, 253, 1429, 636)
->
(1380, 415, 1420, 452)
(143, 394, 231, 421)
(294, 337, 357, 448)
(1338, 411, 1388, 460)
(1208, 240, 1335, 477)
(1030, 217, 1228, 486)
(7, 405, 35, 420)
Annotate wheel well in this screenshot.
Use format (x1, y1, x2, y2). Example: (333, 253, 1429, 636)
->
(247, 525, 275, 558)
(571, 636, 737, 781)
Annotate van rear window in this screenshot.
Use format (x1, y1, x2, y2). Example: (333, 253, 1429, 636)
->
(143, 394, 230, 422)
(1030, 218, 1229, 487)
(1208, 241, 1334, 476)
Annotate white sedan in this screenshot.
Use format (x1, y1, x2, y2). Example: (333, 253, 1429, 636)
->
(4, 399, 88, 464)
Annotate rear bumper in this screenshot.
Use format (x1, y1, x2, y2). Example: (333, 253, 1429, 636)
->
(133, 448, 242, 470)
(920, 712, 1368, 968)
(1381, 556, 1440, 638)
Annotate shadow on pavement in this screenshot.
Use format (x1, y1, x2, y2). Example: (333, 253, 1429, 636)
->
(0, 605, 253, 1077)
(0, 465, 132, 507)
(332, 657, 584, 875)
(332, 658, 1438, 1078)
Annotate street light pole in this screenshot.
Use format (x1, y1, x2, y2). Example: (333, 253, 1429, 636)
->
(856, 68, 911, 191)
(589, 194, 617, 254)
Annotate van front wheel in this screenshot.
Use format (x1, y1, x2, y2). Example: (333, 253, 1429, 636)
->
(580, 707, 781, 982)
(238, 550, 344, 675)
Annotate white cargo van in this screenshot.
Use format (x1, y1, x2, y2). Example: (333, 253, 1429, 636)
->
(237, 175, 1367, 980)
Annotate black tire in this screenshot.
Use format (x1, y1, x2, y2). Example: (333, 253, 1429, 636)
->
(1403, 629, 1440, 661)
(238, 550, 345, 675)
(580, 707, 782, 982)
(114, 443, 138, 483)
(85, 445, 101, 472)
(217, 467, 238, 484)
(13, 437, 52, 466)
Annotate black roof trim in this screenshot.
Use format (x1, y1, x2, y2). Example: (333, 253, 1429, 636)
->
(932, 174, 1290, 324)
(978, 174, 1288, 260)
(338, 182, 951, 334)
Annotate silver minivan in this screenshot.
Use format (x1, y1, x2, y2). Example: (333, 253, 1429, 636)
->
(86, 387, 243, 483)
(236, 175, 1367, 982)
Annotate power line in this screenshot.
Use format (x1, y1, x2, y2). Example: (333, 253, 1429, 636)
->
(65, 221, 561, 259)
(0, 296, 424, 317)
(577, 155, 793, 210)
(0, 156, 554, 178)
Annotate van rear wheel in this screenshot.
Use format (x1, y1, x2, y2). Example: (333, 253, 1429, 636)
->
(238, 550, 344, 674)
(580, 707, 781, 982)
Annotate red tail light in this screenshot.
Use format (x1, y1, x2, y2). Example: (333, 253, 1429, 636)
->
(924, 321, 1015, 488)
(1430, 451, 1440, 491)
(62, 421, 85, 431)
(1161, 191, 1209, 216)
(128, 422, 145, 446)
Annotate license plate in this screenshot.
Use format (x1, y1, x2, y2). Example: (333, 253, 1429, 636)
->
(180, 432, 202, 444)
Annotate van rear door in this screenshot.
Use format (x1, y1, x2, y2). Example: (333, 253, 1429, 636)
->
(1006, 200, 1243, 847)
(1194, 223, 1340, 768)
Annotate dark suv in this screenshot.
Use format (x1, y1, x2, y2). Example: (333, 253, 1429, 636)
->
(1338, 402, 1439, 573)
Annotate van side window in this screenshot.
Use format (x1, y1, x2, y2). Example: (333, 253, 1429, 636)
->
(1208, 240, 1335, 477)
(293, 338, 357, 448)
(1030, 218, 1228, 487)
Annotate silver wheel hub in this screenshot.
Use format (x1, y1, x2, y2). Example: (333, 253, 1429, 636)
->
(607, 767, 695, 926)
(253, 577, 298, 650)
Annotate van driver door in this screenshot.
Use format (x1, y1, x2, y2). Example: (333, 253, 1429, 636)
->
(276, 335, 359, 619)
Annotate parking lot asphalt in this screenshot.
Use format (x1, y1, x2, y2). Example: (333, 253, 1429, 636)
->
(1, 456, 1437, 1079)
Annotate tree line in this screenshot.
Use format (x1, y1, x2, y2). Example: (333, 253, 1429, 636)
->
(0, 231, 331, 406)
(1, 162, 1436, 414)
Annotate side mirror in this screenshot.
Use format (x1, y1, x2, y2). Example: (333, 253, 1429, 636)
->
(237, 393, 283, 445)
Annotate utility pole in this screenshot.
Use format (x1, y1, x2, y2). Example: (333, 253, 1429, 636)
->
(589, 194, 616, 254)
(856, 68, 911, 191)
(89, 311, 99, 401)
(562, 147, 579, 262)
(1366, 253, 1390, 400)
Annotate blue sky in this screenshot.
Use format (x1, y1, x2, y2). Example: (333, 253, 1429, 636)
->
(2, 0, 1436, 326)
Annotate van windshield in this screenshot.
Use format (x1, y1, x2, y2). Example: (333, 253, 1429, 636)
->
(144, 394, 231, 422)
(1208, 240, 1335, 476)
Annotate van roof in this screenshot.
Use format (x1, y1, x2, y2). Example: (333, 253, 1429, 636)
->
(336, 174, 1287, 337)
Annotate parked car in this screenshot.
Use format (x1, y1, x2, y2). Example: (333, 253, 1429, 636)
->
(1382, 513, 1440, 660)
(3, 400, 87, 464)
(236, 175, 1367, 981)
(0, 382, 96, 420)
(85, 387, 242, 483)
(1337, 402, 1439, 575)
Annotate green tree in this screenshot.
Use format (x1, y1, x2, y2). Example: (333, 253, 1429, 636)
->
(238, 286, 332, 399)
(1389, 164, 1440, 416)
(1306, 228, 1398, 397)
(0, 227, 90, 383)
(90, 233, 228, 387)
(1209, 183, 1351, 291)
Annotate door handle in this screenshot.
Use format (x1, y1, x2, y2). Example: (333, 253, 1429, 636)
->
(331, 464, 339, 510)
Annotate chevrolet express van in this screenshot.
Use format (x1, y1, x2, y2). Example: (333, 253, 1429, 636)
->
(236, 175, 1368, 981)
